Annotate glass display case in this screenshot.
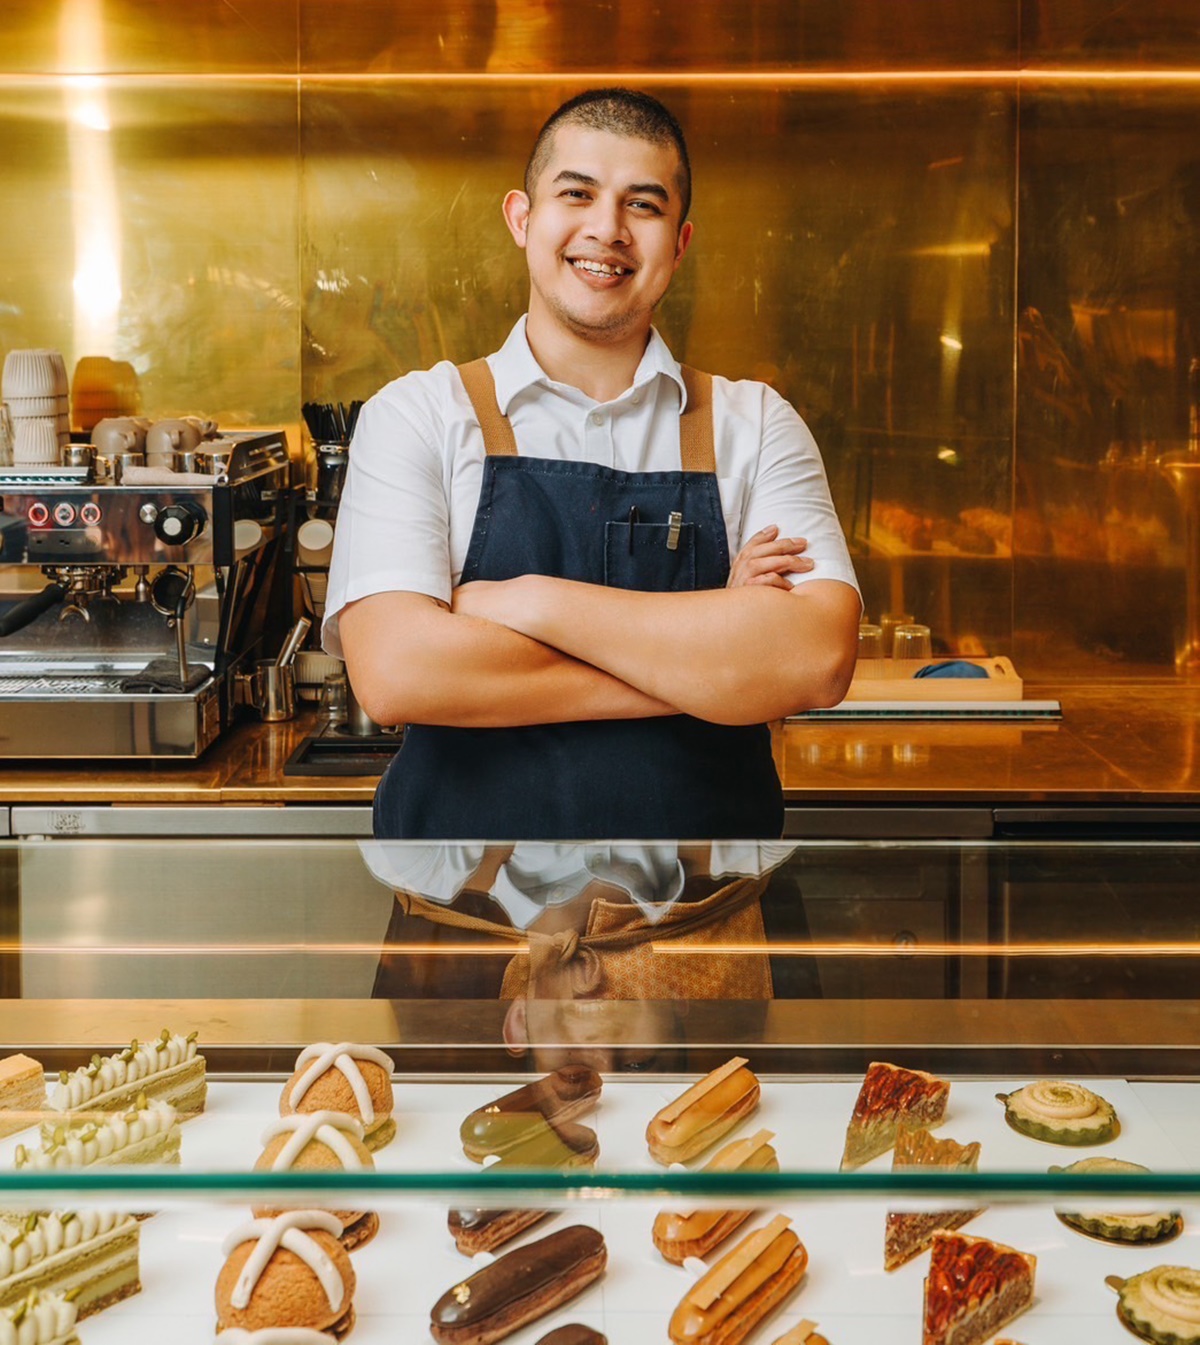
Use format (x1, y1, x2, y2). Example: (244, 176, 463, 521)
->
(0, 835, 1197, 1343)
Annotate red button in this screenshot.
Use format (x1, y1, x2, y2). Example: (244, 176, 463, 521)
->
(27, 502, 49, 526)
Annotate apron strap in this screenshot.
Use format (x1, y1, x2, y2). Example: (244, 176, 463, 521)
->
(458, 357, 717, 472)
(679, 366, 716, 474)
(458, 358, 518, 457)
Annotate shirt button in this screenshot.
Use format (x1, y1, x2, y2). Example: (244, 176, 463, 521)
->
(631, 393, 642, 406)
(590, 412, 603, 427)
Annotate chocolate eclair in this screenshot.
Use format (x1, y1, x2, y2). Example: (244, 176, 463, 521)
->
(430, 1225, 606, 1345)
(449, 1118, 599, 1256)
(535, 1328, 606, 1345)
(460, 1066, 602, 1163)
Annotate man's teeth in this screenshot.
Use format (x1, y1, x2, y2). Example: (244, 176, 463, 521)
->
(571, 259, 628, 276)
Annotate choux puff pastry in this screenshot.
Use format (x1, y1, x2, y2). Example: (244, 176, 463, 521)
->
(280, 1043, 395, 1151)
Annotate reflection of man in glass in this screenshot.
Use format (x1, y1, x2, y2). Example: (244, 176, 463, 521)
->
(362, 841, 812, 1072)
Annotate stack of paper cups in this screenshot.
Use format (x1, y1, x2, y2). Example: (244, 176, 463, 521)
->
(3, 349, 70, 464)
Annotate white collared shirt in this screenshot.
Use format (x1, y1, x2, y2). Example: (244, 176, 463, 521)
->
(323, 316, 859, 658)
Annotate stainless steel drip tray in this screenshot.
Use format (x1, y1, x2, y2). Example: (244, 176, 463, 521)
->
(0, 662, 221, 758)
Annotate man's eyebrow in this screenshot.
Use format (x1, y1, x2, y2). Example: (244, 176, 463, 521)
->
(551, 170, 599, 188)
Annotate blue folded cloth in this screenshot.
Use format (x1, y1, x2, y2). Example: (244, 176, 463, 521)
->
(913, 660, 989, 679)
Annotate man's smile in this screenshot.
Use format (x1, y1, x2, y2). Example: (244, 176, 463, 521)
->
(568, 256, 633, 279)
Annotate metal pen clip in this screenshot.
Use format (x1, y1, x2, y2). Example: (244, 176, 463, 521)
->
(628, 504, 639, 554)
(666, 510, 683, 551)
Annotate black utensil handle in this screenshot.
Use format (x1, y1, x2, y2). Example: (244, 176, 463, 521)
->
(0, 582, 65, 637)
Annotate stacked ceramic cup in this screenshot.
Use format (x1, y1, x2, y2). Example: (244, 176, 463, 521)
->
(2, 349, 70, 466)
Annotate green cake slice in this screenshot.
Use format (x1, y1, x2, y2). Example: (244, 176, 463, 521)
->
(0, 1212, 140, 1319)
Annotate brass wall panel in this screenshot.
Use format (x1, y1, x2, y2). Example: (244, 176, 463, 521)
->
(299, 0, 1018, 75)
(0, 78, 300, 427)
(301, 82, 1016, 654)
(1016, 85, 1199, 675)
(1021, 0, 1200, 69)
(1, 1, 298, 75)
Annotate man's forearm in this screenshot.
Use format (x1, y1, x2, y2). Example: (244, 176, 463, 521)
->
(338, 592, 677, 728)
(455, 576, 860, 724)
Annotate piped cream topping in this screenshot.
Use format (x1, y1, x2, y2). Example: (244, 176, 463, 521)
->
(16, 1099, 177, 1170)
(259, 1112, 367, 1172)
(0, 1290, 78, 1345)
(0, 1212, 127, 1281)
(222, 1212, 345, 1313)
(49, 1031, 199, 1112)
(288, 1044, 392, 1126)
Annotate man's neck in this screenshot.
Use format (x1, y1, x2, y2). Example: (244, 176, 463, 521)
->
(524, 310, 651, 404)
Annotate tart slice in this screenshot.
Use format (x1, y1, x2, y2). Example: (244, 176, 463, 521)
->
(1108, 1266, 1200, 1345)
(1054, 1157, 1182, 1245)
(923, 1231, 1035, 1345)
(840, 1062, 949, 1170)
(996, 1079, 1118, 1146)
(884, 1127, 984, 1270)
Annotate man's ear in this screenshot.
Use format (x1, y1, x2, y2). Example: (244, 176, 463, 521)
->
(502, 190, 531, 248)
(502, 997, 529, 1057)
(674, 219, 694, 269)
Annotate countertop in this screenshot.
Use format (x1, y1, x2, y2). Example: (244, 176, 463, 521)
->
(0, 680, 1198, 807)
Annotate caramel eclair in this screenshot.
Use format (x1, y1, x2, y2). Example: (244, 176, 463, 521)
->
(647, 1057, 760, 1166)
(668, 1215, 809, 1345)
(653, 1129, 779, 1263)
(448, 1117, 600, 1255)
(460, 1065, 602, 1163)
(535, 1328, 607, 1345)
(430, 1225, 607, 1345)
(771, 1322, 829, 1345)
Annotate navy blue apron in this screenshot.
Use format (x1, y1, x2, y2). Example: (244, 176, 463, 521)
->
(372, 360, 784, 841)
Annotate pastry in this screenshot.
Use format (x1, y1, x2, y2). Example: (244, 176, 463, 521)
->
(840, 1062, 949, 1170)
(45, 1030, 205, 1135)
(668, 1214, 808, 1345)
(653, 1128, 779, 1264)
(1054, 1157, 1182, 1244)
(922, 1231, 1035, 1345)
(533, 1330, 605, 1345)
(0, 1289, 80, 1345)
(996, 1080, 1119, 1146)
(884, 1128, 983, 1270)
(770, 1324, 829, 1345)
(1108, 1265, 1200, 1345)
(253, 1112, 378, 1251)
(0, 1055, 46, 1139)
(215, 1211, 356, 1339)
(460, 1065, 602, 1163)
(448, 1118, 599, 1255)
(214, 1334, 335, 1344)
(430, 1225, 606, 1345)
(280, 1045, 395, 1152)
(17, 1097, 180, 1171)
(0, 1211, 141, 1319)
(647, 1057, 760, 1166)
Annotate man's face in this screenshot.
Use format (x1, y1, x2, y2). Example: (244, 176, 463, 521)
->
(503, 123, 693, 345)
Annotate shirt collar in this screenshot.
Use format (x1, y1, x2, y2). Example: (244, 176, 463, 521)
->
(489, 315, 688, 414)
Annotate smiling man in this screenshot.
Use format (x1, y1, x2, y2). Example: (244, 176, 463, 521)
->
(324, 88, 861, 841)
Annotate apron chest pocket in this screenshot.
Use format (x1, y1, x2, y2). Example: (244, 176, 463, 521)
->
(604, 519, 698, 592)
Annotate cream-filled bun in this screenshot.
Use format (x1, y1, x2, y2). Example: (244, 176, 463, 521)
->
(253, 1112, 378, 1250)
(215, 1211, 356, 1339)
(280, 1044, 395, 1151)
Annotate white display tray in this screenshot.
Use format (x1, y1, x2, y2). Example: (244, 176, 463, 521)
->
(3, 1075, 1198, 1344)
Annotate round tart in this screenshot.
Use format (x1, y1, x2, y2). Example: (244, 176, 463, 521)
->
(996, 1080, 1119, 1146)
(1052, 1157, 1182, 1245)
(1108, 1265, 1200, 1345)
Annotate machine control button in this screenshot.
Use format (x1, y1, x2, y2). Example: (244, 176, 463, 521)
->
(154, 500, 206, 546)
(139, 503, 159, 525)
(79, 502, 102, 526)
(27, 502, 49, 527)
(53, 502, 77, 526)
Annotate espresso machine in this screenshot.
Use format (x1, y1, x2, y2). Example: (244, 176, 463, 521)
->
(0, 430, 295, 758)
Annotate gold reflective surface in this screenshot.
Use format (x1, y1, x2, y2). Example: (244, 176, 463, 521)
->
(2, 3, 1200, 676)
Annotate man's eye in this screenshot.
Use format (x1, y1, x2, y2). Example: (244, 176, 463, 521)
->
(630, 200, 663, 214)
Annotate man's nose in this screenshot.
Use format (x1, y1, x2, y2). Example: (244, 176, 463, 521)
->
(584, 197, 630, 245)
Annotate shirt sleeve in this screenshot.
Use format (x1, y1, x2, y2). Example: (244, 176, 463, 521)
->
(321, 369, 457, 660)
(734, 382, 862, 597)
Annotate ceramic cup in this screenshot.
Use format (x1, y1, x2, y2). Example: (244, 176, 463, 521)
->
(91, 417, 145, 457)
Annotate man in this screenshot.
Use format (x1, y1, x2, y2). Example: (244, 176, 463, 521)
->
(324, 88, 861, 840)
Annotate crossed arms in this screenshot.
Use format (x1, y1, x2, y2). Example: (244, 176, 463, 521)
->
(338, 526, 861, 729)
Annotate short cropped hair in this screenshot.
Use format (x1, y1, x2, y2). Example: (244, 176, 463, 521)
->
(524, 87, 692, 223)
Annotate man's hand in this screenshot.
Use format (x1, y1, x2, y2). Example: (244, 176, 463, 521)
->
(727, 524, 813, 591)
